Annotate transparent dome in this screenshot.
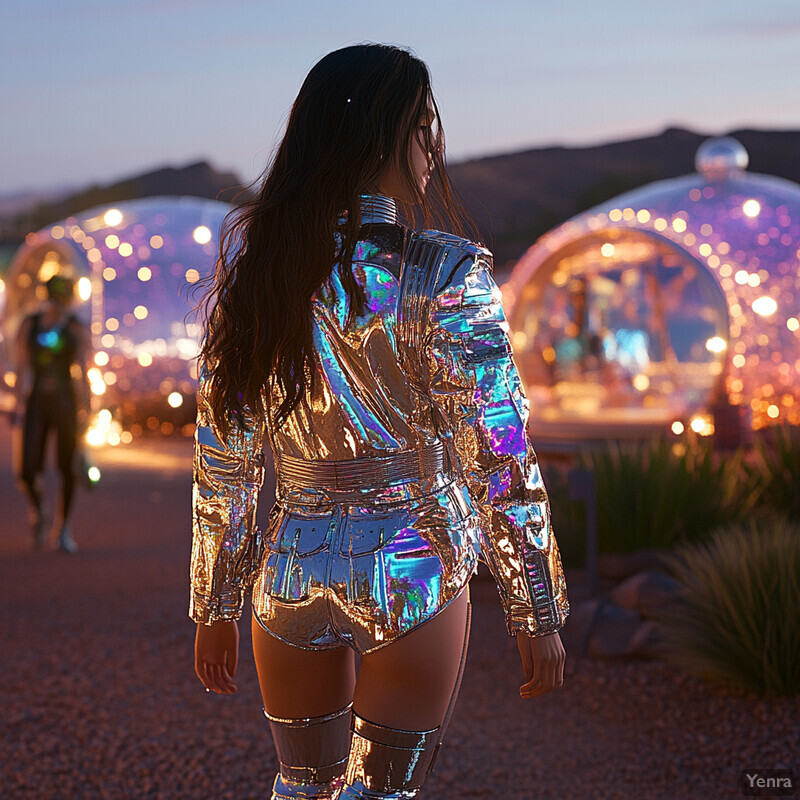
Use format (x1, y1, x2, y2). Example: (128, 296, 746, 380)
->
(503, 137, 800, 437)
(2, 197, 230, 441)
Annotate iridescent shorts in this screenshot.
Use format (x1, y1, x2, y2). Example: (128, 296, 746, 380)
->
(251, 475, 478, 654)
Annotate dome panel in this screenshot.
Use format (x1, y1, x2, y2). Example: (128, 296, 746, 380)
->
(504, 137, 800, 436)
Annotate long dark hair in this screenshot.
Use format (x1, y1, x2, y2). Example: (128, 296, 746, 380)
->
(201, 43, 473, 435)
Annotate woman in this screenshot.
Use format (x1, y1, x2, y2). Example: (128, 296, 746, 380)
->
(191, 44, 569, 799)
(14, 274, 89, 552)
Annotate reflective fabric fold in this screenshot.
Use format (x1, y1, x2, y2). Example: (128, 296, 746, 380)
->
(189, 194, 567, 640)
(190, 362, 267, 624)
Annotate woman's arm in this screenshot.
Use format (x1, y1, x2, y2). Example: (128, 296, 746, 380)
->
(69, 318, 92, 432)
(190, 361, 267, 624)
(12, 316, 33, 424)
(411, 234, 568, 692)
(412, 235, 569, 691)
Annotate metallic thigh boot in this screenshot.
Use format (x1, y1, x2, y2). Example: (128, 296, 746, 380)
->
(337, 601, 472, 799)
(266, 704, 353, 799)
(336, 715, 440, 799)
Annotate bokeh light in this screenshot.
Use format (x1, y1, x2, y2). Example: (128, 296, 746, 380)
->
(104, 209, 123, 226)
(193, 225, 212, 244)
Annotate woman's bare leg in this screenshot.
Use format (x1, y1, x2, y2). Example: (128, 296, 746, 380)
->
(337, 589, 471, 798)
(354, 588, 470, 730)
(252, 618, 356, 798)
(252, 618, 356, 719)
(251, 590, 471, 798)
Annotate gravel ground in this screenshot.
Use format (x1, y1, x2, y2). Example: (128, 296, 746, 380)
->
(1, 427, 798, 800)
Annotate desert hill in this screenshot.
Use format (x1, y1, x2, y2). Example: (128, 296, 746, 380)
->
(3, 127, 799, 267)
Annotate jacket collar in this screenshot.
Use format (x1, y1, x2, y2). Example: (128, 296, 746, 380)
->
(359, 194, 398, 225)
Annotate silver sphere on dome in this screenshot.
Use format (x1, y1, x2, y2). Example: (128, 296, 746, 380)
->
(695, 136, 749, 180)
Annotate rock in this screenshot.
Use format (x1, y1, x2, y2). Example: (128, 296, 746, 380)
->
(627, 620, 667, 659)
(609, 569, 683, 620)
(585, 602, 643, 658)
(560, 598, 604, 655)
(597, 548, 671, 581)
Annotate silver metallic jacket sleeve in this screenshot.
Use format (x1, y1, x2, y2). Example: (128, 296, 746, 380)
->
(189, 362, 267, 624)
(423, 239, 569, 637)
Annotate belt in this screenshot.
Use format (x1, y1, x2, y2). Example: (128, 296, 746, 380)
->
(278, 442, 445, 492)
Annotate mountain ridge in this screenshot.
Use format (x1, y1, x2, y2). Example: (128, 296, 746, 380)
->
(3, 126, 799, 266)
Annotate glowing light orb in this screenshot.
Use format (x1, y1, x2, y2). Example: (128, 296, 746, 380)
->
(185, 268, 200, 284)
(671, 420, 685, 435)
(705, 336, 727, 354)
(600, 243, 615, 257)
(138, 266, 152, 282)
(751, 296, 778, 317)
(105, 234, 120, 249)
(118, 242, 133, 257)
(134, 304, 148, 320)
(742, 199, 761, 218)
(103, 267, 117, 281)
(77, 277, 92, 301)
(138, 352, 153, 367)
(632, 374, 650, 391)
(88, 466, 102, 482)
(94, 351, 109, 366)
(167, 391, 184, 408)
(150, 234, 163, 249)
(787, 317, 799, 332)
(193, 225, 212, 244)
(104, 209, 123, 226)
(86, 428, 105, 446)
(690, 416, 714, 436)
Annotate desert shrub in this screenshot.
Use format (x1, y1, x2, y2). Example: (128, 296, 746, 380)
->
(578, 438, 753, 554)
(657, 518, 800, 697)
(749, 424, 800, 522)
(545, 471, 589, 569)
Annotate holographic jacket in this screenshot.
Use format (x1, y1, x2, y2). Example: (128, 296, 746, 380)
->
(190, 194, 569, 643)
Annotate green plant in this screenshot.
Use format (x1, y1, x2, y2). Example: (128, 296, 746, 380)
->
(544, 470, 588, 569)
(750, 424, 800, 522)
(578, 438, 754, 554)
(657, 519, 800, 697)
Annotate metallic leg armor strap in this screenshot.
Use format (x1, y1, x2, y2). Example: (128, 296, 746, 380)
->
(336, 715, 440, 799)
(266, 704, 353, 799)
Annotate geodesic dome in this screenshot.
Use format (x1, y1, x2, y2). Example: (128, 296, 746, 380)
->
(503, 137, 800, 437)
(1, 197, 229, 442)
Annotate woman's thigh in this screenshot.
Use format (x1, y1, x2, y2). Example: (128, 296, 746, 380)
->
(354, 587, 470, 731)
(251, 615, 356, 719)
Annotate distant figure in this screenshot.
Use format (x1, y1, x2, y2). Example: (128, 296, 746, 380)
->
(13, 275, 90, 552)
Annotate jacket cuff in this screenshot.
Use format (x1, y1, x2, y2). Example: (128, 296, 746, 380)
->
(506, 603, 569, 638)
(189, 590, 244, 625)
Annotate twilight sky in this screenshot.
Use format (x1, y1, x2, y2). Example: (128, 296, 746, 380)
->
(2, 0, 799, 195)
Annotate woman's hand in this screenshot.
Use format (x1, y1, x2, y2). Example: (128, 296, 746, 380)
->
(195, 620, 239, 694)
(516, 630, 565, 699)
